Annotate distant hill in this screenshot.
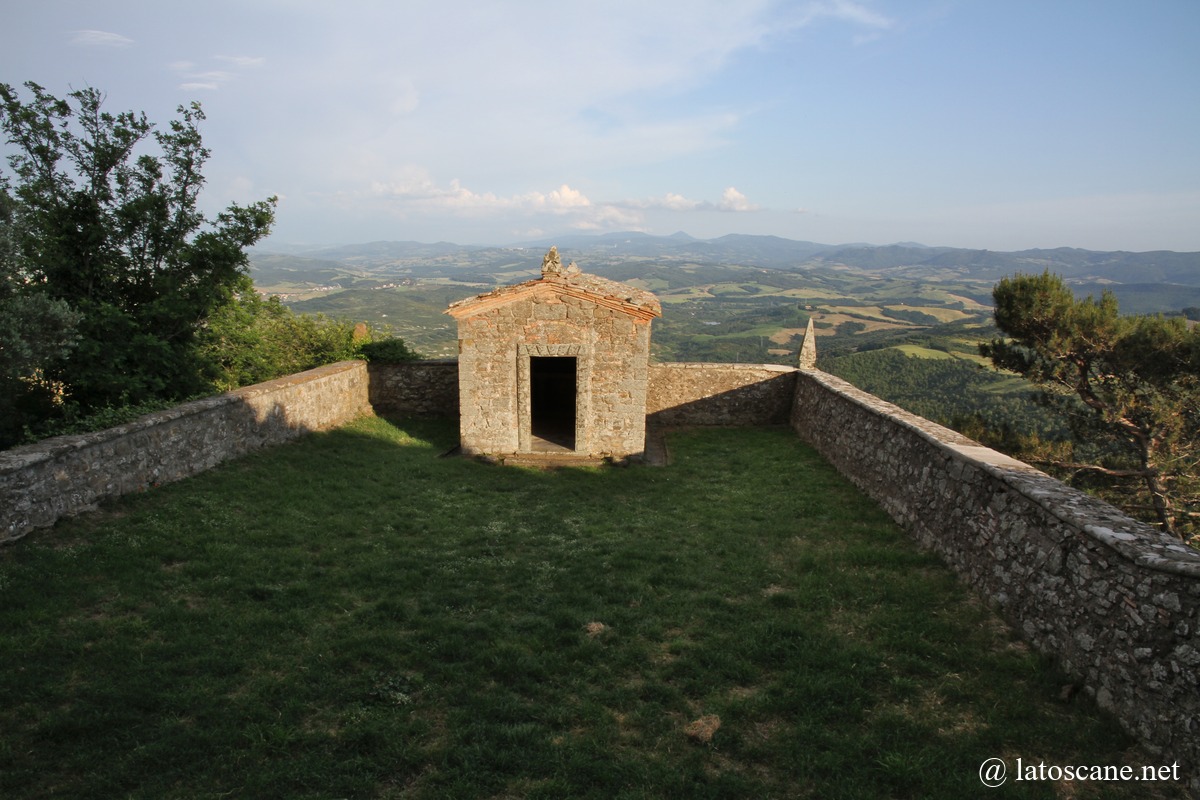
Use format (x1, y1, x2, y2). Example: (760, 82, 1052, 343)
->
(1071, 283, 1200, 315)
(256, 233, 1200, 287)
(246, 232, 1200, 364)
(303, 240, 479, 261)
(906, 247, 1200, 285)
(247, 253, 354, 287)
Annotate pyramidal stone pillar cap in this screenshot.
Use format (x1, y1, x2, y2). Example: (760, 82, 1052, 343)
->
(798, 317, 818, 371)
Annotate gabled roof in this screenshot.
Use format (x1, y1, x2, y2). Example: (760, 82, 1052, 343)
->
(446, 250, 661, 321)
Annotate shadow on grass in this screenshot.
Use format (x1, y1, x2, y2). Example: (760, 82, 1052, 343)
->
(0, 417, 1186, 799)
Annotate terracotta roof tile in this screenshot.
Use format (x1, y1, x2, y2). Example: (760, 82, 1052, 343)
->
(447, 271, 661, 319)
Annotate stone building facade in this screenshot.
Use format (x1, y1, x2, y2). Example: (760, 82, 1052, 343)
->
(446, 248, 661, 460)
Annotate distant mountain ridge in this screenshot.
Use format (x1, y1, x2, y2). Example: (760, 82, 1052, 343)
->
(254, 232, 1200, 288)
(250, 232, 1200, 357)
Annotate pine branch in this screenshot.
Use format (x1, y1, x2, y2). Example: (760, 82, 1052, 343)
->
(1031, 459, 1154, 479)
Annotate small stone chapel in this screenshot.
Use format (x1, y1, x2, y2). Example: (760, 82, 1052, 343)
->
(446, 247, 661, 461)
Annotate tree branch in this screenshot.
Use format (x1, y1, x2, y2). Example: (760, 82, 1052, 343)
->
(1031, 459, 1155, 479)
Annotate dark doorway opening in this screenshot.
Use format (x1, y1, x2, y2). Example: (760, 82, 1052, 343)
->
(530, 356, 576, 451)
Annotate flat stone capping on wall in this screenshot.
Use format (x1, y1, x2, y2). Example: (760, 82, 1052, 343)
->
(646, 362, 797, 426)
(367, 359, 459, 418)
(790, 368, 1200, 792)
(1, 360, 371, 544)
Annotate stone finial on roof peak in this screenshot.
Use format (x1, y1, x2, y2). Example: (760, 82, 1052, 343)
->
(540, 246, 585, 280)
(448, 248, 660, 320)
(541, 246, 565, 278)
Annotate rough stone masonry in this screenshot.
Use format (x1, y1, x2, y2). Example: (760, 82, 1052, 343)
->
(446, 247, 661, 460)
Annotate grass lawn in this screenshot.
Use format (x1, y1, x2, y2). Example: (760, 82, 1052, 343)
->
(0, 419, 1185, 799)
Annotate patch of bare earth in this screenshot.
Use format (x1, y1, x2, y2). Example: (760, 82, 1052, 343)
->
(684, 714, 721, 743)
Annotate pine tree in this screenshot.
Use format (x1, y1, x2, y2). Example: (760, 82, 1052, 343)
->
(982, 271, 1200, 539)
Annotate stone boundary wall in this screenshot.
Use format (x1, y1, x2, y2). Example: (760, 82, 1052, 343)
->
(790, 368, 1200, 790)
(0, 360, 371, 544)
(3, 359, 798, 544)
(646, 362, 797, 426)
(368, 359, 459, 417)
(362, 361, 801, 428)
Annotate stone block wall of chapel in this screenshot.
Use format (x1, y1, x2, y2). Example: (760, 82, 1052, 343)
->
(455, 291, 651, 457)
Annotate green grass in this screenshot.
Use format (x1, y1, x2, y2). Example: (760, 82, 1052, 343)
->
(0, 420, 1184, 799)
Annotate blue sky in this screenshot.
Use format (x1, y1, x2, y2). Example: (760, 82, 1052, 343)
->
(3, 0, 1199, 251)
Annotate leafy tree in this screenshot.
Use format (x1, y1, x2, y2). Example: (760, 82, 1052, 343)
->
(357, 336, 420, 363)
(0, 183, 83, 444)
(199, 292, 414, 391)
(0, 81, 275, 430)
(981, 272, 1200, 540)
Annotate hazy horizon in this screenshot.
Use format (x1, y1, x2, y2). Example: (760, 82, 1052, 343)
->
(252, 229, 1200, 256)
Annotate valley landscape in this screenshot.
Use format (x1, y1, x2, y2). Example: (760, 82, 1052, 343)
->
(251, 233, 1200, 440)
(252, 233, 1200, 358)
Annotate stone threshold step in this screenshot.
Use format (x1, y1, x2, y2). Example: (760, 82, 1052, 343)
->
(499, 453, 615, 469)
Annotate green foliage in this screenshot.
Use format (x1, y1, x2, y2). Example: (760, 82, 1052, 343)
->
(357, 337, 420, 363)
(20, 397, 185, 442)
(823, 348, 1061, 444)
(981, 271, 1200, 540)
(0, 182, 84, 445)
(200, 292, 382, 392)
(0, 81, 275, 446)
(836, 320, 867, 336)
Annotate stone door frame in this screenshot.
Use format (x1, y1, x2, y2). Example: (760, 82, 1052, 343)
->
(517, 343, 592, 453)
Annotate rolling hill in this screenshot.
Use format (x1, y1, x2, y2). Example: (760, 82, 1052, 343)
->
(250, 233, 1200, 362)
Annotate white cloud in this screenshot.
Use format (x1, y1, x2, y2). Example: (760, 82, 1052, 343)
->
(215, 55, 266, 69)
(826, 0, 893, 29)
(373, 176, 594, 214)
(171, 57, 261, 91)
(187, 71, 235, 83)
(362, 172, 774, 233)
(368, 165, 439, 198)
(178, 2, 895, 241)
(542, 185, 592, 210)
(570, 205, 644, 231)
(718, 187, 759, 212)
(625, 193, 704, 211)
(366, 173, 645, 230)
(233, 1, 894, 223)
(658, 193, 705, 211)
(781, 0, 894, 36)
(70, 30, 133, 48)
